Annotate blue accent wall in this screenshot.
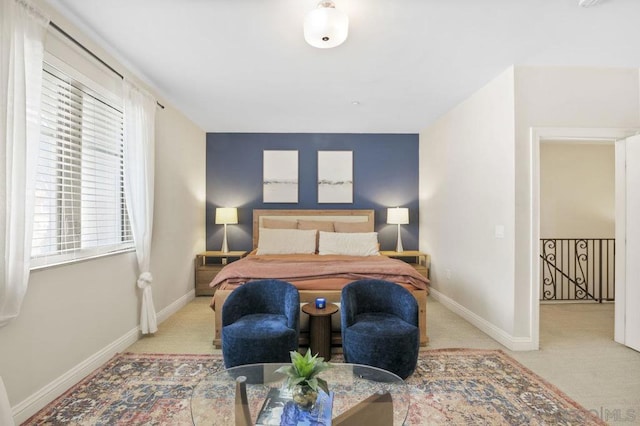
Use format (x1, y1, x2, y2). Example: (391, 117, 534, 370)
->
(206, 133, 419, 252)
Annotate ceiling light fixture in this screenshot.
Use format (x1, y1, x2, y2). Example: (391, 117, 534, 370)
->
(304, 1, 349, 49)
(578, 0, 603, 7)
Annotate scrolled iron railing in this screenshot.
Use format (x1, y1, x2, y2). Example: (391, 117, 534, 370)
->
(540, 238, 615, 302)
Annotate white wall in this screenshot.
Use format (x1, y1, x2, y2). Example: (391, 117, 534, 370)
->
(0, 4, 206, 422)
(420, 66, 639, 349)
(540, 142, 615, 239)
(419, 68, 517, 341)
(513, 67, 640, 337)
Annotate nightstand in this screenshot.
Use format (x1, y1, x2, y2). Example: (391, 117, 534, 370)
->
(194, 251, 246, 296)
(380, 250, 430, 279)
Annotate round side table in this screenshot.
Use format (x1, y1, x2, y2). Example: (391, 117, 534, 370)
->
(301, 302, 339, 360)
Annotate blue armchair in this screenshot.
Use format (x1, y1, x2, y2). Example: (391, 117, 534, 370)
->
(222, 279, 300, 368)
(341, 279, 419, 379)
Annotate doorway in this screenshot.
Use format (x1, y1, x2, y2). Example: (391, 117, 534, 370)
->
(530, 127, 637, 350)
(539, 140, 615, 303)
(538, 140, 615, 345)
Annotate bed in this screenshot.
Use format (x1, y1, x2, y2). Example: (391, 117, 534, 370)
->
(209, 209, 430, 348)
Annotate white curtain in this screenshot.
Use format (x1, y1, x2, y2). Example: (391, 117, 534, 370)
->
(123, 79, 157, 334)
(1, 0, 48, 423)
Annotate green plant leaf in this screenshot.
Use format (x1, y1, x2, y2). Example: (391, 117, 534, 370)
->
(306, 377, 318, 391)
(316, 377, 329, 394)
(274, 365, 293, 376)
(290, 376, 306, 387)
(276, 350, 334, 390)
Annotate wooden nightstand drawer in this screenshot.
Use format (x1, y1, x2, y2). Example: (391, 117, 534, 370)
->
(380, 250, 430, 279)
(194, 251, 246, 296)
(196, 266, 223, 289)
(412, 264, 428, 278)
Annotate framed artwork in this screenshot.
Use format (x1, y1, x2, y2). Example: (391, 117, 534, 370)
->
(263, 150, 298, 203)
(318, 150, 353, 203)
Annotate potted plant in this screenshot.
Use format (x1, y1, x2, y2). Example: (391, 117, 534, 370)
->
(275, 350, 332, 409)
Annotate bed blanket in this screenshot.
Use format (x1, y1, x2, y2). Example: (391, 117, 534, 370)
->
(209, 254, 429, 291)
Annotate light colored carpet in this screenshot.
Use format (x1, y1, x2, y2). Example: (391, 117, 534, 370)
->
(127, 297, 640, 425)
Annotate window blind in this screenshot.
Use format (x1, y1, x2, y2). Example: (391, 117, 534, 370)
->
(31, 62, 133, 268)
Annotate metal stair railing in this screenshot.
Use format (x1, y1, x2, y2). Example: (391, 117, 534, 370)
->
(540, 238, 615, 302)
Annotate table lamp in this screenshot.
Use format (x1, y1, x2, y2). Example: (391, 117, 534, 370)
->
(215, 207, 238, 253)
(387, 207, 409, 253)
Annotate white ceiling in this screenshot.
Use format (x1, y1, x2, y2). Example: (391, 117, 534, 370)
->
(45, 0, 640, 134)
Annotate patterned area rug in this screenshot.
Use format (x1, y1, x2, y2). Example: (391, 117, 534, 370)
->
(23, 349, 604, 425)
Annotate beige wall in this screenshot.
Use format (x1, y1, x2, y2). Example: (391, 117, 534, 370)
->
(0, 4, 206, 422)
(419, 67, 517, 338)
(420, 66, 639, 349)
(513, 67, 640, 336)
(540, 142, 615, 239)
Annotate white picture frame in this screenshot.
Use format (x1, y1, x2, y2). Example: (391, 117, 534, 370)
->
(318, 151, 353, 203)
(263, 150, 298, 203)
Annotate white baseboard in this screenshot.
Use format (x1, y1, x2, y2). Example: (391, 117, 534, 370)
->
(156, 289, 195, 324)
(12, 290, 195, 424)
(429, 288, 537, 351)
(11, 327, 139, 424)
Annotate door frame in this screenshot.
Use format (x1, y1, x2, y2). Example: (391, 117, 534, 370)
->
(530, 127, 637, 349)
(615, 135, 640, 349)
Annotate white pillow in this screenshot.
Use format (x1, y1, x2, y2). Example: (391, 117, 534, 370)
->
(318, 231, 380, 256)
(256, 228, 317, 255)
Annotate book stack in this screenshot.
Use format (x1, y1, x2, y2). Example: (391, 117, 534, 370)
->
(256, 387, 334, 426)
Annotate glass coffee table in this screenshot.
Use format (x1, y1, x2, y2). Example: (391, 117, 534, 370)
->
(191, 363, 409, 425)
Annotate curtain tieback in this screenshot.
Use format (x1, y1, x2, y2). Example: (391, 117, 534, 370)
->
(137, 272, 153, 289)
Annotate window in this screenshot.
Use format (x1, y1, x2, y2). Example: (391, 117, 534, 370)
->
(31, 34, 133, 268)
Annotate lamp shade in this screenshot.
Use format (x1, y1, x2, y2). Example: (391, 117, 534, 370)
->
(215, 207, 238, 225)
(387, 207, 409, 225)
(304, 1, 349, 49)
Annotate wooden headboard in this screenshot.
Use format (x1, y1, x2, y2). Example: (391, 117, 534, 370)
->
(252, 209, 375, 249)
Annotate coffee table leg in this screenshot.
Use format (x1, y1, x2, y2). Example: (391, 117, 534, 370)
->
(308, 315, 332, 360)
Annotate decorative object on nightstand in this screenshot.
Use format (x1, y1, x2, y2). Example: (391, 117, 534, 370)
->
(194, 251, 246, 296)
(387, 207, 409, 253)
(380, 250, 429, 279)
(215, 207, 238, 253)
